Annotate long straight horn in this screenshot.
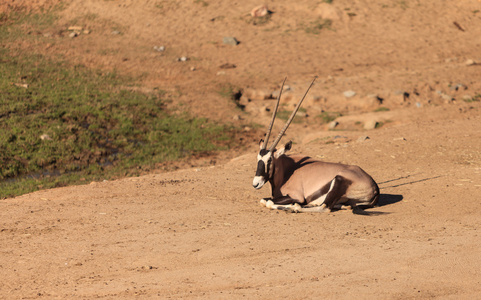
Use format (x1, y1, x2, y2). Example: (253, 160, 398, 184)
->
(268, 77, 317, 152)
(261, 77, 287, 150)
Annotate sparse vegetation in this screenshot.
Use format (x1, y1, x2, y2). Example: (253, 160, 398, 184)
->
(376, 119, 392, 128)
(194, 0, 209, 7)
(303, 18, 332, 34)
(276, 108, 307, 123)
(318, 111, 341, 124)
(217, 83, 243, 110)
(463, 94, 481, 103)
(398, 0, 409, 10)
(374, 107, 390, 112)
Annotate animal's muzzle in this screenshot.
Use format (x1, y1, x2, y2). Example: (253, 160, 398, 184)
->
(252, 176, 265, 189)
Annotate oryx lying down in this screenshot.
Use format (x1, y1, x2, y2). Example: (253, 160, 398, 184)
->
(253, 78, 379, 213)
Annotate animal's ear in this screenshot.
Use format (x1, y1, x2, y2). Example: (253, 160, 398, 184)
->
(259, 139, 264, 149)
(274, 141, 293, 158)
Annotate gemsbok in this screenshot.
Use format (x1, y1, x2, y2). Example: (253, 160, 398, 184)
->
(253, 77, 380, 213)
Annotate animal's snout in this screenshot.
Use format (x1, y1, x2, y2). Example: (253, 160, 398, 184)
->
(252, 176, 265, 189)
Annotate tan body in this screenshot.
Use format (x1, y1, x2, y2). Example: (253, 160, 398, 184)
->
(277, 155, 378, 207)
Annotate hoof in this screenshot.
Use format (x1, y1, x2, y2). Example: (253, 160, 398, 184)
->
(259, 199, 267, 207)
(292, 203, 302, 213)
(266, 200, 275, 209)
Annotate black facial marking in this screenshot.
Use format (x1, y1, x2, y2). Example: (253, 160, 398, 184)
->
(255, 160, 266, 176)
(259, 149, 269, 156)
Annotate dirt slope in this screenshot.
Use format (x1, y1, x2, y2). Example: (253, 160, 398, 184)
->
(2, 109, 481, 299)
(2, 0, 481, 298)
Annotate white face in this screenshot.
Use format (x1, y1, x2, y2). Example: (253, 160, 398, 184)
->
(252, 151, 272, 189)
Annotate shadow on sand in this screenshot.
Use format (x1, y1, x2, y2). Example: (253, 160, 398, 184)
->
(378, 194, 403, 207)
(352, 194, 403, 216)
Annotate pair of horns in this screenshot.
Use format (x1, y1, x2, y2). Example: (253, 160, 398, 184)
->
(261, 76, 317, 152)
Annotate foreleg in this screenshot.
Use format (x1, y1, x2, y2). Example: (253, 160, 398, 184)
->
(260, 196, 305, 211)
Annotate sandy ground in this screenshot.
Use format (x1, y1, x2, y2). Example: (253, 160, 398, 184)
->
(2, 0, 481, 298)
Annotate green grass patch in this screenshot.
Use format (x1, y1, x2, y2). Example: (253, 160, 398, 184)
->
(0, 50, 235, 198)
(375, 119, 392, 129)
(374, 107, 390, 112)
(318, 111, 341, 124)
(276, 107, 307, 123)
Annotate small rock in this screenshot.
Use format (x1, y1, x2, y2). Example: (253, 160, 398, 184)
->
(68, 32, 78, 38)
(462, 95, 473, 101)
(111, 30, 121, 35)
(315, 3, 343, 21)
(450, 83, 465, 91)
(83, 29, 90, 34)
(343, 90, 356, 98)
(392, 90, 410, 104)
(259, 106, 271, 116)
(177, 56, 188, 62)
(68, 26, 82, 31)
(251, 5, 269, 17)
(153, 46, 165, 52)
(415, 102, 422, 108)
(233, 115, 242, 121)
(216, 71, 226, 76)
(363, 120, 378, 130)
(13, 83, 28, 88)
(357, 136, 370, 142)
(244, 88, 272, 100)
(190, 66, 196, 71)
(436, 91, 453, 102)
(465, 59, 477, 66)
(328, 121, 338, 130)
(367, 94, 384, 105)
(40, 134, 52, 141)
(271, 85, 291, 99)
(223, 36, 239, 46)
